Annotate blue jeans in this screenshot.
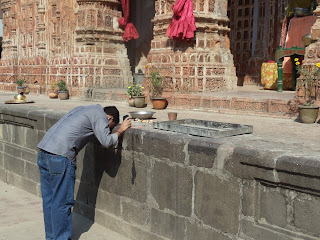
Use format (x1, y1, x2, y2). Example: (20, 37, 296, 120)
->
(37, 150, 76, 240)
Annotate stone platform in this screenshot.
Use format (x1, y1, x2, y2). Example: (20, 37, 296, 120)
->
(82, 86, 298, 118)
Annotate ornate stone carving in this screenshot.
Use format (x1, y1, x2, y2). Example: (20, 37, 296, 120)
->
(147, 0, 236, 93)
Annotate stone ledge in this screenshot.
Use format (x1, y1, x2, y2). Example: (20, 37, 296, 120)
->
(1, 103, 320, 194)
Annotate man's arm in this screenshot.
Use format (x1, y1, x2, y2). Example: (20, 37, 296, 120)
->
(115, 117, 131, 137)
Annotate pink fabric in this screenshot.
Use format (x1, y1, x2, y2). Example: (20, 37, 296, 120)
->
(165, 0, 196, 41)
(118, 0, 139, 42)
(283, 16, 316, 73)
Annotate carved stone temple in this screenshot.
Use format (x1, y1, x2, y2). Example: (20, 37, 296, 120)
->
(0, 0, 237, 97)
(0, 0, 319, 99)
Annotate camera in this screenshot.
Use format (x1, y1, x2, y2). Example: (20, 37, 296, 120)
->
(123, 115, 129, 121)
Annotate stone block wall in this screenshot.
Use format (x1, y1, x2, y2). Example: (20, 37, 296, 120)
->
(1, 104, 320, 239)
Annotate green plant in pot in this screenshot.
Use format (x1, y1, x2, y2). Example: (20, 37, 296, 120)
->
(295, 58, 320, 123)
(48, 81, 58, 99)
(57, 80, 69, 100)
(146, 65, 167, 110)
(16, 78, 26, 93)
(127, 85, 145, 108)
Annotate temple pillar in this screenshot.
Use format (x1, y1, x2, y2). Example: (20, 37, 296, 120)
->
(297, 0, 320, 101)
(74, 0, 132, 90)
(146, 0, 237, 94)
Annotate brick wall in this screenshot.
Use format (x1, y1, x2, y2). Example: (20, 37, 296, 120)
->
(1, 105, 320, 239)
(0, 0, 133, 98)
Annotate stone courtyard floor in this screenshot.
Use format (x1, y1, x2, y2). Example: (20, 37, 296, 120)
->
(0, 89, 320, 239)
(0, 180, 132, 240)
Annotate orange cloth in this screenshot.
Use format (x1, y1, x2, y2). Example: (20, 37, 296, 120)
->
(261, 63, 292, 90)
(283, 16, 316, 73)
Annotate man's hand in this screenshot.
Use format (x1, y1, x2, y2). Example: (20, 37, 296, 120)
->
(116, 117, 131, 136)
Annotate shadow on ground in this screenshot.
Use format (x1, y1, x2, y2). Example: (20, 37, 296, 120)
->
(72, 137, 123, 239)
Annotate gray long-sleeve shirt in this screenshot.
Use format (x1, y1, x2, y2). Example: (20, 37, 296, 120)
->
(37, 104, 118, 164)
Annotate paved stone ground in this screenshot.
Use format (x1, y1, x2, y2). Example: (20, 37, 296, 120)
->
(0, 180, 132, 240)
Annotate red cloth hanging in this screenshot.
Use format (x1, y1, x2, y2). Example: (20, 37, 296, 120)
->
(118, 0, 139, 42)
(165, 0, 196, 41)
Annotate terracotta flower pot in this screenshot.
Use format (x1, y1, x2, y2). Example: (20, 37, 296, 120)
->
(133, 96, 146, 108)
(49, 92, 58, 99)
(298, 105, 319, 124)
(168, 112, 177, 121)
(58, 91, 69, 100)
(151, 98, 168, 110)
(129, 98, 135, 107)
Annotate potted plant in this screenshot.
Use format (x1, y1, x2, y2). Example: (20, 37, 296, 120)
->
(57, 80, 69, 100)
(295, 58, 320, 123)
(48, 81, 58, 99)
(146, 65, 167, 109)
(16, 78, 26, 93)
(127, 85, 145, 108)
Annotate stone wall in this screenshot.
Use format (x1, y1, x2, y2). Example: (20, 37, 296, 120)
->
(1, 104, 320, 240)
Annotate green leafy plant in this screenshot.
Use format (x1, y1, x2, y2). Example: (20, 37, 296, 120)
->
(16, 79, 25, 87)
(146, 65, 163, 98)
(295, 58, 320, 106)
(57, 80, 68, 91)
(127, 85, 144, 98)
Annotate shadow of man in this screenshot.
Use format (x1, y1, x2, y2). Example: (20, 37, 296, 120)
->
(72, 137, 123, 240)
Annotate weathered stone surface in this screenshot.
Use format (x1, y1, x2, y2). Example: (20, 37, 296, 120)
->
(188, 138, 220, 168)
(143, 131, 188, 164)
(121, 200, 150, 227)
(242, 180, 256, 217)
(24, 161, 40, 183)
(122, 128, 145, 152)
(1, 124, 11, 142)
(185, 221, 232, 240)
(4, 144, 22, 158)
(22, 149, 38, 164)
(95, 209, 124, 234)
(241, 219, 318, 240)
(276, 156, 320, 178)
(151, 161, 192, 217)
(11, 125, 25, 147)
(1, 107, 37, 129)
(194, 171, 240, 234)
(6, 171, 22, 189)
(21, 177, 39, 196)
(225, 146, 280, 183)
(3, 154, 25, 176)
(294, 196, 320, 235)
(97, 150, 148, 203)
(0, 152, 3, 167)
(259, 188, 287, 228)
(95, 189, 121, 217)
(150, 208, 186, 240)
(0, 167, 6, 182)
